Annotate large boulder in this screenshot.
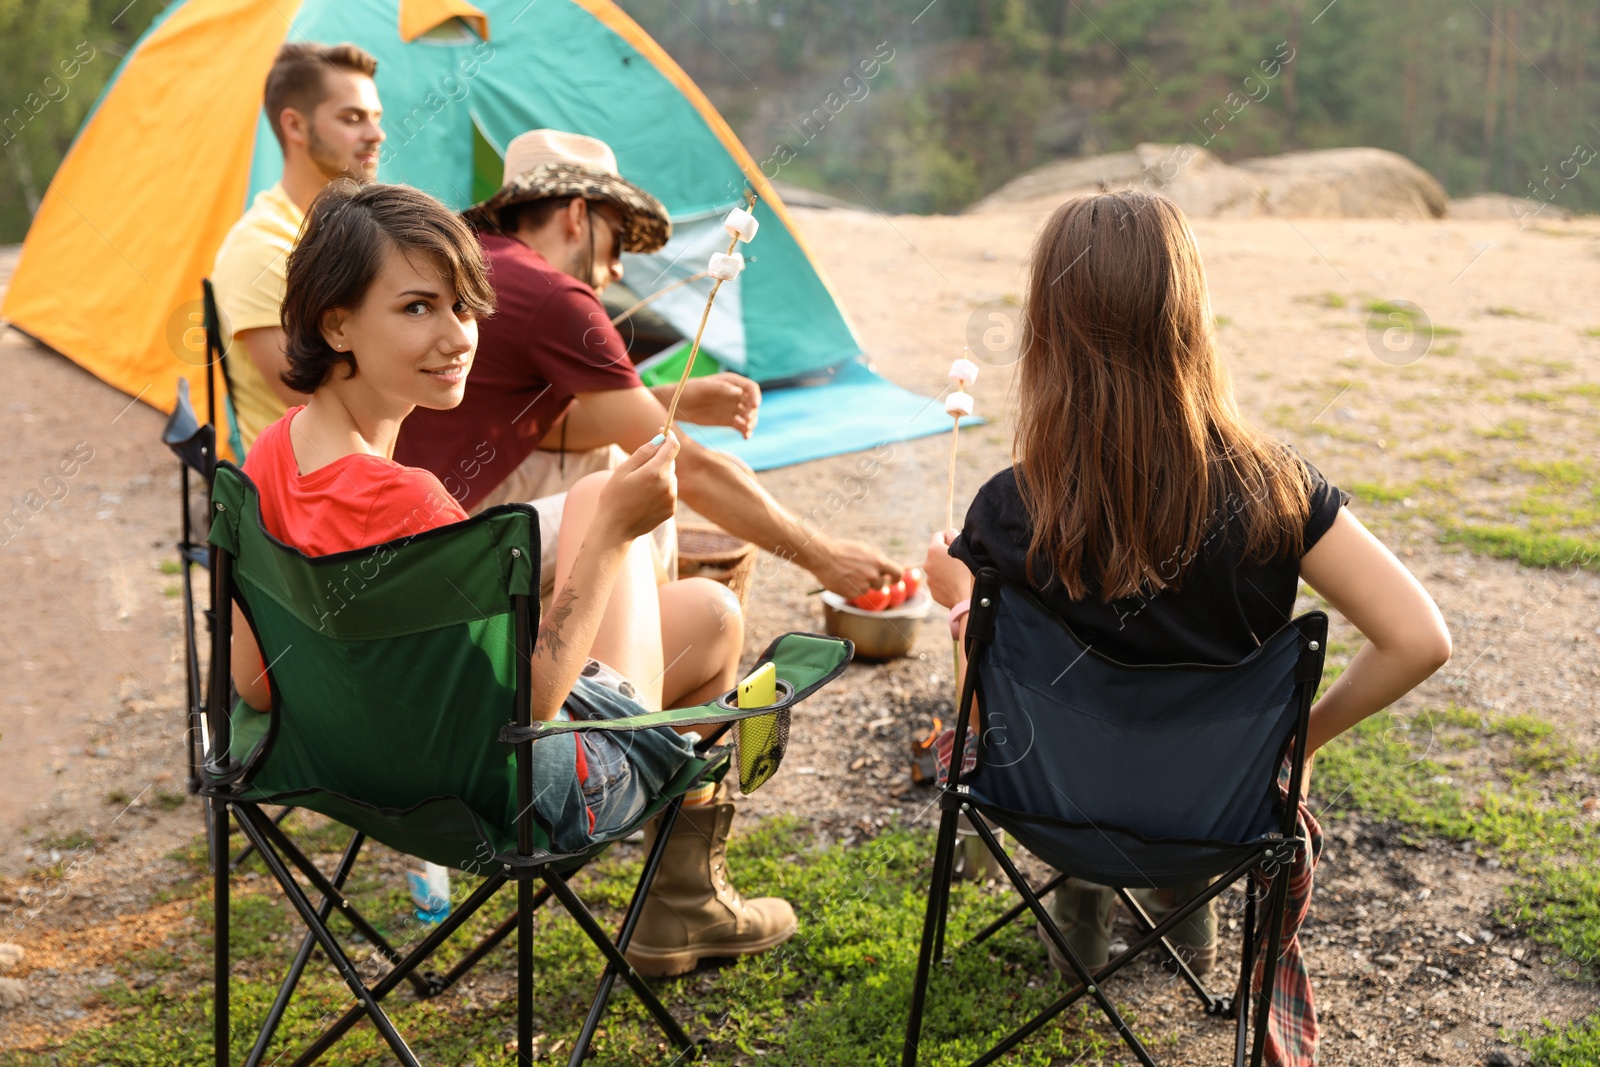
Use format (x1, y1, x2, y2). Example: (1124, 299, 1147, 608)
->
(1234, 147, 1448, 218)
(969, 143, 1260, 217)
(1448, 193, 1568, 222)
(968, 144, 1450, 220)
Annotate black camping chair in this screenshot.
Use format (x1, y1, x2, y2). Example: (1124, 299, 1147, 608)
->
(902, 569, 1327, 1067)
(161, 281, 228, 812)
(161, 279, 284, 867)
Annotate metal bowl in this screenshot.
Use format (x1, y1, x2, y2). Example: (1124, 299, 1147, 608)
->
(820, 588, 933, 662)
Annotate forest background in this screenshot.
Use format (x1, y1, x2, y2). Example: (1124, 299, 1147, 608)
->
(2, 0, 1596, 241)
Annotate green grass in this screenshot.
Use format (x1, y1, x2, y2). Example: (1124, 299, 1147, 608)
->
(1316, 709, 1600, 975)
(34, 830, 95, 853)
(1525, 1015, 1600, 1066)
(1346, 481, 1413, 505)
(1475, 417, 1531, 441)
(11, 820, 1130, 1067)
(1364, 300, 1461, 339)
(158, 559, 182, 575)
(1439, 524, 1600, 571)
(1313, 685, 1600, 1062)
(1487, 306, 1544, 320)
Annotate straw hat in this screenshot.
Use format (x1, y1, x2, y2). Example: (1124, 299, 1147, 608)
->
(463, 129, 671, 253)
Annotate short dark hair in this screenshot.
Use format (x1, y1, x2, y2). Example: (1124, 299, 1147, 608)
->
(281, 181, 496, 394)
(495, 196, 576, 236)
(263, 41, 379, 150)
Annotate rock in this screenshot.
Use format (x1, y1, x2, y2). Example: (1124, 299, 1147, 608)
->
(968, 143, 1449, 220)
(1236, 148, 1449, 218)
(1450, 193, 1568, 222)
(1485, 1052, 1514, 1067)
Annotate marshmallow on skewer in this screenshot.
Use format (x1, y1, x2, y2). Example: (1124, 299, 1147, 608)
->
(944, 390, 974, 417)
(947, 357, 980, 388)
(708, 251, 745, 281)
(723, 207, 760, 243)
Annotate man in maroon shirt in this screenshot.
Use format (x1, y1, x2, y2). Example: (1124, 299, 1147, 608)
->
(396, 130, 900, 601)
(396, 130, 902, 976)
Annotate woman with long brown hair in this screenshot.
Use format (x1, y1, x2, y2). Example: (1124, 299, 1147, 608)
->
(923, 190, 1450, 978)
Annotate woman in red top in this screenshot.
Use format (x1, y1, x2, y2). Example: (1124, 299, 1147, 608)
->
(230, 180, 796, 974)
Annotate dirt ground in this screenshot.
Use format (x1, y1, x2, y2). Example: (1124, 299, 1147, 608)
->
(3, 202, 1600, 1062)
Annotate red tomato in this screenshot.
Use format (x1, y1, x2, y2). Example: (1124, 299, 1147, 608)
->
(901, 568, 924, 601)
(887, 580, 909, 608)
(848, 585, 892, 612)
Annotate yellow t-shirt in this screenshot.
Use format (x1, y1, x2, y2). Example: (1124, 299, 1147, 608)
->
(211, 183, 304, 452)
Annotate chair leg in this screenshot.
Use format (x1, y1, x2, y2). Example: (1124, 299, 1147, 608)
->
(541, 870, 695, 1054)
(930, 810, 962, 965)
(967, 871, 1068, 949)
(1249, 869, 1293, 1067)
(229, 806, 293, 872)
(430, 887, 550, 997)
(965, 815, 1158, 1067)
(248, 809, 431, 997)
(1233, 879, 1258, 1067)
(243, 832, 365, 1067)
(518, 877, 535, 1067)
(1116, 884, 1232, 1015)
(568, 801, 686, 1067)
(900, 803, 961, 1067)
(233, 807, 420, 1067)
(285, 871, 509, 1067)
(213, 798, 230, 1067)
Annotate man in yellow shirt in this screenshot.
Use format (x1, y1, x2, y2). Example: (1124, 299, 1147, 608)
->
(211, 42, 384, 451)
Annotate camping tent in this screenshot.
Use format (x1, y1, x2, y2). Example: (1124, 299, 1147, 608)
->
(4, 0, 968, 469)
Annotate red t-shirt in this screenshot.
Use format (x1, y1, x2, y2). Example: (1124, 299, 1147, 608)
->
(394, 235, 643, 509)
(244, 407, 469, 552)
(243, 407, 590, 790)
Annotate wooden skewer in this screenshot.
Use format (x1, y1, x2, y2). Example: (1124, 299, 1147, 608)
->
(662, 192, 757, 437)
(610, 270, 709, 326)
(946, 411, 961, 533)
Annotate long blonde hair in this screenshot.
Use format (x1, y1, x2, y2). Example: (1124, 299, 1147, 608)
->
(1014, 191, 1310, 601)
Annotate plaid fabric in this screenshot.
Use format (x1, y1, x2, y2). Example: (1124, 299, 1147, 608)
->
(1250, 776, 1323, 1067)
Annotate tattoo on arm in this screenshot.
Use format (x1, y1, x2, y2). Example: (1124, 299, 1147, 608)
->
(535, 586, 578, 658)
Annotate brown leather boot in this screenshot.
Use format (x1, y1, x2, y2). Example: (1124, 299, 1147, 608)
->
(624, 782, 797, 977)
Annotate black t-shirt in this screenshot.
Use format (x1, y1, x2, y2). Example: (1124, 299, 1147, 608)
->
(949, 453, 1349, 666)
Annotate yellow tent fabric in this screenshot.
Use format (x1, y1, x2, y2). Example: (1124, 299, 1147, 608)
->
(399, 0, 489, 43)
(2, 0, 301, 418)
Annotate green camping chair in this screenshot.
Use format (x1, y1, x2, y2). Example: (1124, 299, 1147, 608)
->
(199, 462, 852, 1066)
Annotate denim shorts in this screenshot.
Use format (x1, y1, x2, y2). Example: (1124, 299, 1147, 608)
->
(572, 660, 694, 841)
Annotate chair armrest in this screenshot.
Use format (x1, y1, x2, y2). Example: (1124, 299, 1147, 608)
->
(499, 681, 796, 744)
(498, 630, 852, 746)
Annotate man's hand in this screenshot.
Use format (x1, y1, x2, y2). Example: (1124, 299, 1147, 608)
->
(596, 432, 680, 543)
(653, 373, 761, 438)
(803, 535, 903, 599)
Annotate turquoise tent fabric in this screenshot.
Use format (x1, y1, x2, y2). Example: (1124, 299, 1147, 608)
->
(685, 362, 982, 472)
(244, 0, 862, 385)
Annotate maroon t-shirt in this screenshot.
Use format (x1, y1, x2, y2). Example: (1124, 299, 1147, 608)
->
(395, 234, 642, 509)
